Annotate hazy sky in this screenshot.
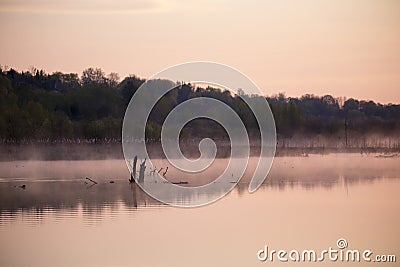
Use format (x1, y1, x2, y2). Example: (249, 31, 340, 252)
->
(0, 0, 399, 103)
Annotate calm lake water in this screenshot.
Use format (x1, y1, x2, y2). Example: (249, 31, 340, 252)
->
(0, 154, 399, 266)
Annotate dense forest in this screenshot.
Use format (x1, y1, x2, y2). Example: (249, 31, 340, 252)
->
(0, 66, 399, 149)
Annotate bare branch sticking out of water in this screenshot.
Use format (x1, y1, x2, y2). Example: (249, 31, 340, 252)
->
(85, 177, 98, 184)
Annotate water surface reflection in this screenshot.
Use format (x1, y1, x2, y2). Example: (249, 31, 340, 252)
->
(0, 154, 399, 267)
(0, 154, 398, 221)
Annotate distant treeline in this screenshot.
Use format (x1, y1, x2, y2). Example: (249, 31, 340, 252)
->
(0, 66, 399, 148)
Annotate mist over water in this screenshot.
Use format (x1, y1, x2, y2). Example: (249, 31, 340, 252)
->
(0, 153, 399, 214)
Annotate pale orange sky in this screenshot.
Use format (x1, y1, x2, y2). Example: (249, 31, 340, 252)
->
(0, 0, 399, 103)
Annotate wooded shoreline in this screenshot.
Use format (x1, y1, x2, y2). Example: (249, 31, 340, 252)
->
(1, 67, 399, 143)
